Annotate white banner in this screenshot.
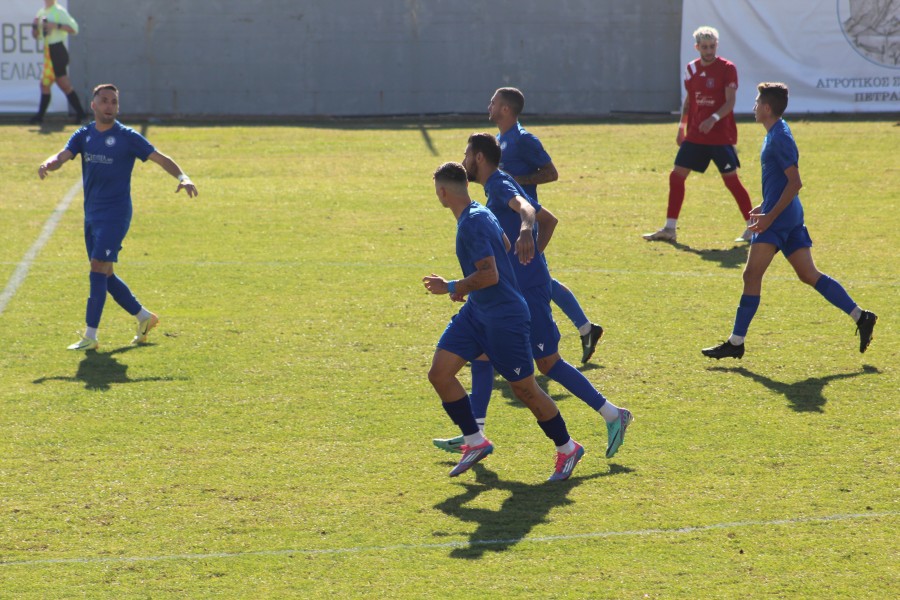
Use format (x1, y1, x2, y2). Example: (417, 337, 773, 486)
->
(681, 0, 900, 113)
(0, 0, 69, 114)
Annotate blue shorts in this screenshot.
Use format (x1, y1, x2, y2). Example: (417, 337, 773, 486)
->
(84, 219, 130, 262)
(752, 224, 813, 257)
(522, 282, 561, 359)
(437, 302, 535, 382)
(675, 141, 740, 174)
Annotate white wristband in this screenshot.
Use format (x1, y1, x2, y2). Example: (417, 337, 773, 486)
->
(711, 113, 721, 122)
(178, 173, 189, 183)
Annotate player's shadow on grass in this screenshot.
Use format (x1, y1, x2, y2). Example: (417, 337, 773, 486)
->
(435, 464, 633, 559)
(708, 364, 881, 413)
(32, 345, 183, 391)
(669, 241, 749, 269)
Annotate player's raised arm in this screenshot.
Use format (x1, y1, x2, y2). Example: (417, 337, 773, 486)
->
(148, 151, 198, 197)
(38, 149, 74, 179)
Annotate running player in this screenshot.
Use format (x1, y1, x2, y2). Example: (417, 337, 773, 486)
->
(38, 84, 198, 350)
(643, 26, 753, 244)
(433, 135, 633, 461)
(489, 87, 604, 363)
(702, 83, 877, 359)
(425, 161, 585, 481)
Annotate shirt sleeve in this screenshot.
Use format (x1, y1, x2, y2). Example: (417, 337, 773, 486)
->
(725, 61, 738, 89)
(126, 128, 156, 162)
(519, 133, 552, 170)
(64, 127, 86, 157)
(61, 9, 79, 34)
(772, 133, 799, 171)
(462, 215, 498, 265)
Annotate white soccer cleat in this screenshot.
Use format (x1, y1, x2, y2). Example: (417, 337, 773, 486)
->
(735, 228, 752, 243)
(67, 336, 99, 351)
(133, 312, 159, 344)
(642, 227, 677, 242)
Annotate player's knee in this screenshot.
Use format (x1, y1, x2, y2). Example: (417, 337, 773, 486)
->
(535, 354, 559, 375)
(798, 270, 821, 286)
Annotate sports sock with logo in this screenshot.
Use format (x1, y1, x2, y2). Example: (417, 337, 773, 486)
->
(442, 395, 480, 437)
(468, 359, 493, 421)
(86, 271, 108, 329)
(546, 359, 605, 411)
(814, 275, 857, 315)
(106, 274, 142, 315)
(550, 279, 589, 330)
(732, 294, 761, 337)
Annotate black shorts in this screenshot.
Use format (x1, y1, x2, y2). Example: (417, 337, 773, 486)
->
(674, 141, 740, 174)
(48, 42, 69, 78)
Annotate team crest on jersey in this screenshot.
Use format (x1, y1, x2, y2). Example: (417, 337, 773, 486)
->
(105, 137, 116, 147)
(86, 136, 91, 143)
(500, 141, 507, 150)
(706, 78, 716, 89)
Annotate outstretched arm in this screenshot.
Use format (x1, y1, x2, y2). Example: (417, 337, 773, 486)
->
(148, 151, 198, 197)
(423, 255, 501, 296)
(38, 149, 74, 179)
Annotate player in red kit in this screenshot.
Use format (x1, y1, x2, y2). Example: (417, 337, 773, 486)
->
(643, 26, 754, 244)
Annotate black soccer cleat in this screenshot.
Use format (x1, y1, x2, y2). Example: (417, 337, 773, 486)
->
(580, 323, 604, 364)
(702, 340, 745, 360)
(855, 310, 877, 353)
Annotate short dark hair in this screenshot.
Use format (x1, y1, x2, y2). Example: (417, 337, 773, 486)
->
(467, 132, 502, 166)
(757, 82, 789, 117)
(433, 161, 468, 185)
(92, 83, 119, 97)
(495, 87, 525, 116)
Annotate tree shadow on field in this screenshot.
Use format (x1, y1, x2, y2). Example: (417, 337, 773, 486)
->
(435, 464, 634, 559)
(32, 345, 183, 391)
(708, 364, 881, 413)
(670, 241, 749, 270)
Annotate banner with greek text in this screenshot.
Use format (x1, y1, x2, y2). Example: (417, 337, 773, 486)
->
(1, 0, 68, 114)
(681, 0, 900, 113)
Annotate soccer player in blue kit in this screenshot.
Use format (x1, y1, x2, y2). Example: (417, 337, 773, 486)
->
(489, 87, 604, 364)
(38, 84, 198, 350)
(702, 83, 877, 359)
(434, 135, 633, 460)
(424, 161, 585, 481)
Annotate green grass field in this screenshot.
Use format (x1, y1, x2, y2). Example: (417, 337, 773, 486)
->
(0, 117, 897, 598)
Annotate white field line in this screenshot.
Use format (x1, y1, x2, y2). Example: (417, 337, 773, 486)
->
(0, 510, 894, 568)
(0, 180, 81, 317)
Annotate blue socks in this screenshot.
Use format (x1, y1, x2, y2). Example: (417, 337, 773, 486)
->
(86, 271, 108, 328)
(106, 274, 142, 315)
(814, 275, 857, 315)
(469, 359, 494, 420)
(732, 294, 761, 337)
(537, 411, 570, 447)
(551, 279, 589, 330)
(442, 395, 480, 436)
(546, 359, 606, 410)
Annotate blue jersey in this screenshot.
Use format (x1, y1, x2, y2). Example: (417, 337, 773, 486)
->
(456, 202, 528, 323)
(497, 121, 552, 201)
(65, 121, 156, 222)
(482, 170, 552, 291)
(760, 119, 804, 231)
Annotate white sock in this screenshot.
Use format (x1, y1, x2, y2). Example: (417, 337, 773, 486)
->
(85, 327, 98, 340)
(556, 439, 576, 454)
(850, 306, 862, 322)
(598, 401, 620, 423)
(463, 431, 486, 447)
(577, 322, 592, 336)
(475, 418, 486, 432)
(746, 219, 753, 226)
(136, 307, 153, 322)
(665, 218, 677, 229)
(728, 334, 745, 345)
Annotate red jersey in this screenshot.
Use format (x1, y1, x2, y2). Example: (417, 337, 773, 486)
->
(683, 56, 738, 146)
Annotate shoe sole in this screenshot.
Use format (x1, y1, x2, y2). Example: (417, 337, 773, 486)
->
(449, 445, 493, 477)
(606, 413, 633, 459)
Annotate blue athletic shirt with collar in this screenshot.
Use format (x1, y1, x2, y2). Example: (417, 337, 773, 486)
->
(760, 119, 804, 231)
(456, 201, 528, 322)
(482, 170, 552, 291)
(65, 121, 156, 222)
(497, 121, 552, 201)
